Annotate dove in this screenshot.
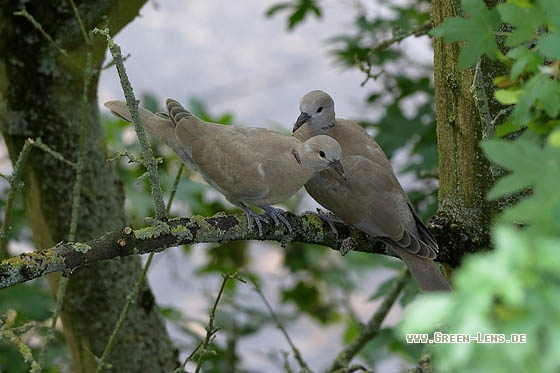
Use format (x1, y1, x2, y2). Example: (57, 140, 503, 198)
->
(105, 99, 345, 236)
(292, 90, 451, 292)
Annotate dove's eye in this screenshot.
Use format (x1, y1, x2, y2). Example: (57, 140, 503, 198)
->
(317, 107, 323, 113)
(319, 151, 326, 158)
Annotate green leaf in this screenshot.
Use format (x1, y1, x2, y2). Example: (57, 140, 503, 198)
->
(538, 32, 560, 59)
(495, 121, 521, 138)
(430, 0, 501, 69)
(0, 282, 53, 322)
(368, 277, 394, 301)
(481, 137, 538, 199)
(265, 2, 292, 17)
(281, 280, 339, 324)
(342, 320, 361, 343)
(507, 46, 544, 81)
(512, 74, 560, 125)
(481, 136, 543, 171)
(399, 225, 560, 372)
(548, 128, 560, 147)
(495, 89, 523, 105)
(265, 0, 322, 30)
(482, 137, 560, 233)
(509, 0, 532, 6)
(486, 173, 530, 200)
(497, 2, 546, 46)
(539, 0, 560, 29)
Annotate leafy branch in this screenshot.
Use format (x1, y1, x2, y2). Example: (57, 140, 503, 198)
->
(252, 277, 312, 372)
(0, 139, 75, 259)
(326, 268, 410, 372)
(94, 28, 168, 221)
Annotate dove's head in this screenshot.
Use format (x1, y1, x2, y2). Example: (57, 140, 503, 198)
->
(294, 90, 336, 132)
(299, 135, 345, 179)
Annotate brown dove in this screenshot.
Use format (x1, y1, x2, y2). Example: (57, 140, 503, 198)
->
(105, 99, 345, 235)
(292, 90, 451, 292)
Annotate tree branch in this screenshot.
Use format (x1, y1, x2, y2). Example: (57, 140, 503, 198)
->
(0, 209, 465, 290)
(0, 212, 387, 290)
(326, 268, 410, 371)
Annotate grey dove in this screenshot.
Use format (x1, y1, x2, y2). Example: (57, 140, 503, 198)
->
(105, 99, 345, 235)
(292, 90, 451, 292)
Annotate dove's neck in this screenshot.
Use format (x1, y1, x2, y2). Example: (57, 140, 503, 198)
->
(298, 157, 327, 176)
(298, 120, 336, 139)
(321, 119, 336, 131)
(312, 117, 336, 132)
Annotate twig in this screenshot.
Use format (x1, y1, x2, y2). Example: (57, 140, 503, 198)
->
(0, 317, 41, 373)
(67, 0, 90, 44)
(32, 139, 77, 168)
(251, 278, 312, 372)
(93, 28, 167, 221)
(0, 139, 34, 259)
(102, 53, 131, 71)
(336, 365, 373, 373)
(370, 22, 432, 55)
(225, 319, 239, 371)
(326, 268, 410, 371)
(68, 50, 93, 243)
(193, 274, 237, 373)
(13, 8, 69, 57)
(98, 161, 185, 371)
(282, 350, 294, 373)
(357, 60, 384, 87)
(166, 164, 184, 214)
(181, 341, 203, 370)
(0, 139, 76, 260)
(38, 276, 69, 366)
(357, 22, 432, 86)
(340, 288, 363, 327)
(491, 106, 514, 129)
(470, 60, 494, 139)
(94, 252, 155, 373)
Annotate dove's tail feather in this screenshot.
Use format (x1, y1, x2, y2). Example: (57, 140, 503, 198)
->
(166, 98, 196, 124)
(166, 98, 212, 146)
(396, 248, 453, 292)
(375, 233, 451, 291)
(104, 100, 158, 125)
(408, 203, 440, 253)
(356, 206, 452, 292)
(104, 100, 197, 170)
(104, 100, 176, 141)
(389, 205, 451, 291)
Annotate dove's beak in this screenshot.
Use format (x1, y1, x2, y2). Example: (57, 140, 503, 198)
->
(293, 112, 311, 132)
(329, 159, 345, 180)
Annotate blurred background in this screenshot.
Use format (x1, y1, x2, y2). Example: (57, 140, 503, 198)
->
(98, 0, 433, 127)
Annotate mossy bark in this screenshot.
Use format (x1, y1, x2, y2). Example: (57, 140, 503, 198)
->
(0, 1, 177, 371)
(431, 0, 504, 256)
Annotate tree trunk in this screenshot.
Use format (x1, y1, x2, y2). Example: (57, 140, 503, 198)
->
(0, 1, 177, 371)
(431, 0, 503, 261)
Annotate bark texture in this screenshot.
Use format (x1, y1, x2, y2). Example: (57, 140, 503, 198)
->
(431, 0, 504, 259)
(0, 1, 177, 371)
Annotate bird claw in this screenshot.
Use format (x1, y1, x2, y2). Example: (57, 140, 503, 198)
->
(238, 203, 269, 236)
(303, 208, 342, 236)
(262, 206, 293, 233)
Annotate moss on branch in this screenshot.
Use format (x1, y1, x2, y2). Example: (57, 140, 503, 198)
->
(1, 212, 389, 290)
